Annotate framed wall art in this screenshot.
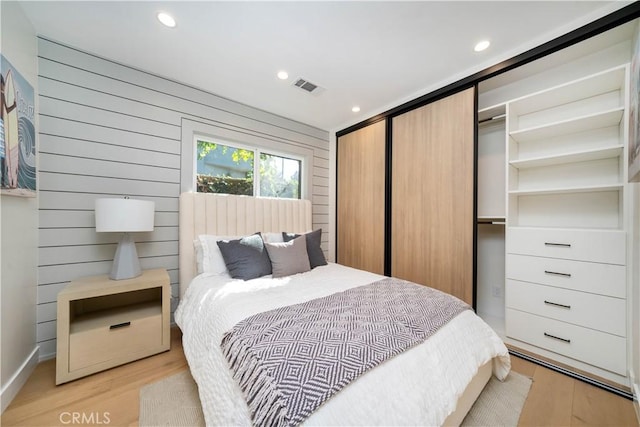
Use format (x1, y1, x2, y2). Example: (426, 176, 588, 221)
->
(1, 54, 36, 197)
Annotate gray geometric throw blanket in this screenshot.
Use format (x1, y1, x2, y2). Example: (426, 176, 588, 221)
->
(221, 277, 471, 427)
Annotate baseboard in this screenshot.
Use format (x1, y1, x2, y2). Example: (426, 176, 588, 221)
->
(634, 382, 640, 425)
(628, 368, 640, 424)
(38, 351, 56, 362)
(1, 346, 39, 413)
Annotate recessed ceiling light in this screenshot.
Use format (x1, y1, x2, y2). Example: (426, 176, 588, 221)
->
(474, 40, 490, 52)
(157, 12, 176, 28)
(277, 71, 289, 80)
(352, 106, 361, 113)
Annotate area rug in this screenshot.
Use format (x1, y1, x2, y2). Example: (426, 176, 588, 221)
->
(461, 370, 532, 426)
(139, 370, 532, 426)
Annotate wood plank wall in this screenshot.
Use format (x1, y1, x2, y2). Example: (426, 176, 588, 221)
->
(36, 37, 330, 358)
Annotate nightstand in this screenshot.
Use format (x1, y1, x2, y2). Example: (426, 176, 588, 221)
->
(56, 268, 170, 385)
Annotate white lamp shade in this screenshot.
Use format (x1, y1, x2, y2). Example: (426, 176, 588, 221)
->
(95, 198, 155, 232)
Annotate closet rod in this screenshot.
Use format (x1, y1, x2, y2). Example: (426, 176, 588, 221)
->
(477, 220, 506, 225)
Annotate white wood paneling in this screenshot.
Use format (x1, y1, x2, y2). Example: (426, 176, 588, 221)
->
(313, 176, 330, 188)
(39, 192, 179, 212)
(39, 341, 57, 360)
(313, 195, 329, 206)
(313, 166, 329, 178)
(39, 134, 180, 169)
(314, 156, 330, 169)
(37, 37, 329, 356)
(39, 173, 179, 197)
(38, 257, 178, 292)
(40, 76, 182, 125)
(39, 227, 178, 247)
(39, 241, 177, 266)
(37, 321, 57, 343)
(40, 116, 181, 154)
(39, 153, 180, 183)
(37, 303, 57, 323)
(40, 97, 181, 140)
(40, 210, 178, 228)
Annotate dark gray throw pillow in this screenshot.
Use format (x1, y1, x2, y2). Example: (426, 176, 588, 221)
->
(282, 229, 328, 269)
(216, 233, 272, 280)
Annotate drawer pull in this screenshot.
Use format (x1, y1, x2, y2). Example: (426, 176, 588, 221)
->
(544, 270, 572, 278)
(544, 332, 571, 343)
(544, 300, 571, 309)
(109, 321, 131, 330)
(544, 242, 571, 248)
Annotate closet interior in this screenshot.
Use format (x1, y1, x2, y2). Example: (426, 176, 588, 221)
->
(477, 19, 637, 390)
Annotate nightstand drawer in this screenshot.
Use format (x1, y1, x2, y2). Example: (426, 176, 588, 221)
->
(506, 254, 625, 298)
(68, 303, 162, 372)
(505, 280, 625, 336)
(506, 308, 626, 375)
(506, 227, 625, 264)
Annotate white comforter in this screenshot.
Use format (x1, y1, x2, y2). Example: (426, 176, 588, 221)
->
(175, 263, 510, 426)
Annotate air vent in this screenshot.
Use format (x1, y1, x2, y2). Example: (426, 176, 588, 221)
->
(293, 78, 324, 95)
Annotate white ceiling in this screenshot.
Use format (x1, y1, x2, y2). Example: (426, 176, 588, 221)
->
(19, 1, 631, 132)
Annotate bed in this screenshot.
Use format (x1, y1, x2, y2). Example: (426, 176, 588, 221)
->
(175, 192, 510, 426)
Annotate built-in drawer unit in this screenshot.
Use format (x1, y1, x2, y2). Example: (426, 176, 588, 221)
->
(506, 227, 625, 264)
(502, 66, 630, 386)
(506, 308, 626, 375)
(505, 280, 625, 336)
(505, 254, 626, 298)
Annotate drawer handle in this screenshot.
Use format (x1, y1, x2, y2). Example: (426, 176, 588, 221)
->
(544, 332, 571, 343)
(544, 242, 571, 248)
(544, 300, 571, 309)
(544, 270, 572, 278)
(109, 321, 131, 330)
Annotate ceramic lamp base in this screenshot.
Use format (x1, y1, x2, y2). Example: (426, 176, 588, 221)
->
(110, 233, 142, 280)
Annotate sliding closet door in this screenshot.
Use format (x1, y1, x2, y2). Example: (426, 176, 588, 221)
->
(337, 120, 386, 274)
(391, 87, 475, 305)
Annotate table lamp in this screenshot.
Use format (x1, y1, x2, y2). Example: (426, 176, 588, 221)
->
(95, 197, 155, 280)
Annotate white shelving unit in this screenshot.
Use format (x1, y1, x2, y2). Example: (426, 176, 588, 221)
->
(503, 64, 630, 385)
(506, 66, 627, 230)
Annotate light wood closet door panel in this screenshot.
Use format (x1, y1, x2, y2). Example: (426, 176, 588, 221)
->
(391, 87, 475, 304)
(337, 120, 386, 274)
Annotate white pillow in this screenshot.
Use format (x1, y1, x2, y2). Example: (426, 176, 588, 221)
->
(262, 232, 284, 243)
(194, 238, 205, 274)
(194, 235, 240, 275)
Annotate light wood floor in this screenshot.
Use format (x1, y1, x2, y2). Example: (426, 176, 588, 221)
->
(2, 327, 638, 426)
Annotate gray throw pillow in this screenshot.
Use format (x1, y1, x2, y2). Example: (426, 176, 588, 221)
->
(216, 233, 272, 280)
(282, 229, 327, 269)
(265, 236, 311, 278)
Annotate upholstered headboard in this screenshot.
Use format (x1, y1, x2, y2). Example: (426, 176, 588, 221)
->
(179, 192, 312, 297)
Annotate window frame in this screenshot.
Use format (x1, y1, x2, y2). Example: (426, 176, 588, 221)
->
(180, 119, 313, 200)
(193, 135, 306, 200)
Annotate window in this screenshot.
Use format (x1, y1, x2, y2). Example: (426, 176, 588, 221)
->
(259, 152, 301, 199)
(196, 139, 302, 199)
